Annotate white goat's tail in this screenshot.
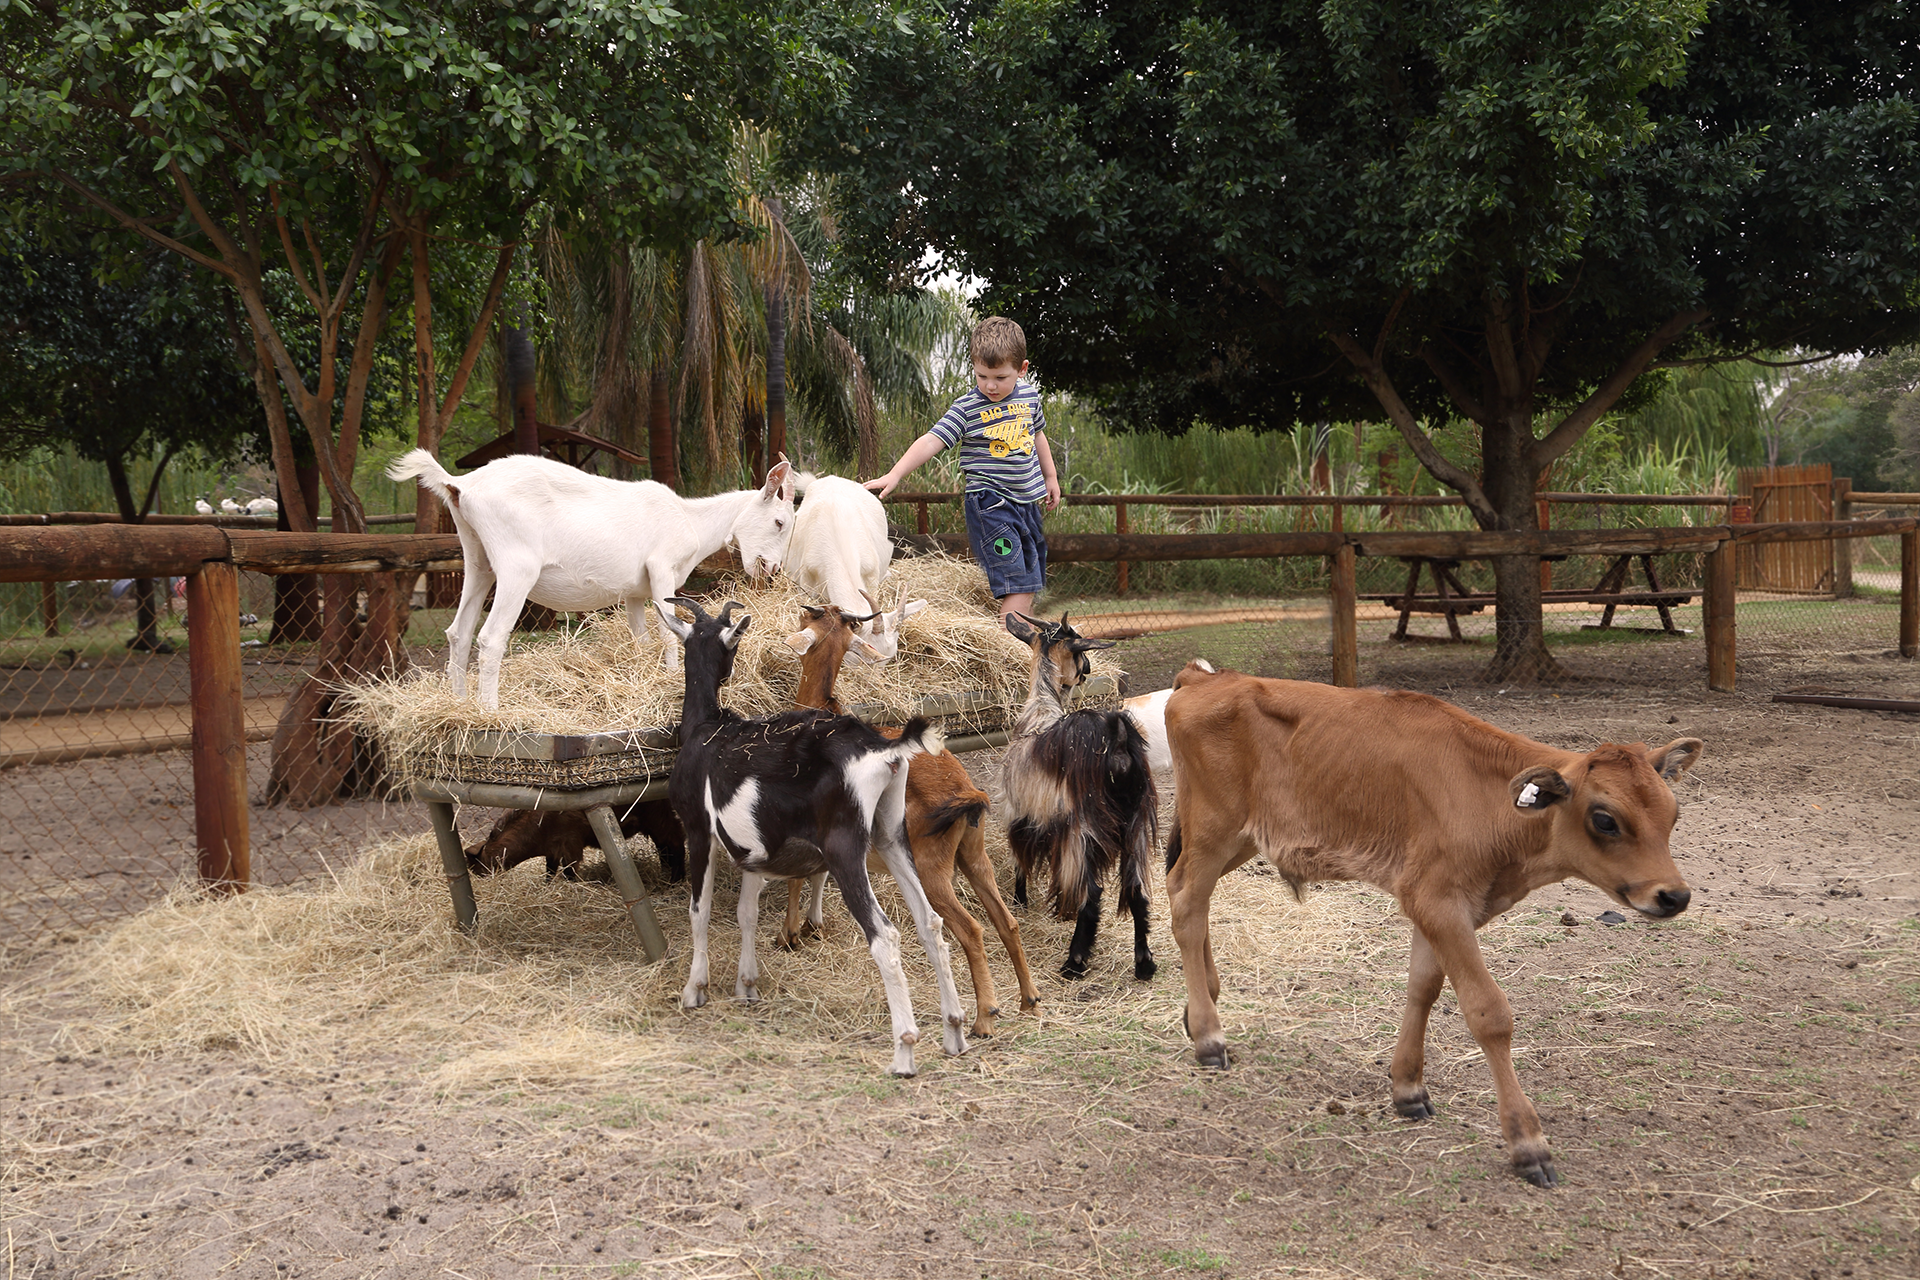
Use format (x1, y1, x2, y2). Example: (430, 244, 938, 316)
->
(386, 449, 457, 508)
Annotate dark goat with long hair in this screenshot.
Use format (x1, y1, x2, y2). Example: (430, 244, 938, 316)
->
(1000, 612, 1159, 981)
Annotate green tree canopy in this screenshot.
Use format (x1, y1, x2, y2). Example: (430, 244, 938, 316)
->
(801, 0, 1920, 679)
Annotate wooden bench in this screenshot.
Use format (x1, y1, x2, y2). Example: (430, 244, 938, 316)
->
(1364, 554, 1696, 642)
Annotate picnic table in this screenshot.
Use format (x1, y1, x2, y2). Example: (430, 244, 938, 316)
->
(1365, 553, 1696, 642)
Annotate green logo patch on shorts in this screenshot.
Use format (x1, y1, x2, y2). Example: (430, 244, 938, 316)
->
(992, 536, 1014, 557)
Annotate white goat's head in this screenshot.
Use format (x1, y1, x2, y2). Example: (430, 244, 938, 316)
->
(843, 589, 929, 666)
(731, 455, 797, 581)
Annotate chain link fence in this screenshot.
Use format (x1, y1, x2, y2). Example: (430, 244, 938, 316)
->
(2, 507, 1914, 953)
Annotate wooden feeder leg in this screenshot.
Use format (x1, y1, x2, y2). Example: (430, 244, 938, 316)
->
(1704, 540, 1736, 692)
(588, 803, 669, 962)
(1329, 544, 1358, 688)
(427, 800, 478, 935)
(1901, 527, 1918, 659)
(187, 563, 249, 892)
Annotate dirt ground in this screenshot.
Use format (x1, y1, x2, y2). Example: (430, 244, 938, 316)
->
(2, 623, 1917, 1279)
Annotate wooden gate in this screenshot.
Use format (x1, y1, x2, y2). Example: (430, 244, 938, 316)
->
(1737, 464, 1833, 592)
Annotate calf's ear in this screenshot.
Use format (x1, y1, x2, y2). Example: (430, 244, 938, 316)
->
(1509, 765, 1572, 811)
(1647, 737, 1704, 781)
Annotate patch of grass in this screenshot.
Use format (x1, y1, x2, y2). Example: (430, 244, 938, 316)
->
(1158, 1246, 1229, 1271)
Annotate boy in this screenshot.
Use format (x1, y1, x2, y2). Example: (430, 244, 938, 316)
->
(865, 316, 1061, 619)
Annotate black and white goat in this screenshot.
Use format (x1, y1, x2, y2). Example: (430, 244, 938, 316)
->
(1001, 612, 1159, 981)
(657, 595, 970, 1076)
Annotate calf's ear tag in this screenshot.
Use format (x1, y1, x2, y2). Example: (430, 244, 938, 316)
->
(1516, 783, 1541, 808)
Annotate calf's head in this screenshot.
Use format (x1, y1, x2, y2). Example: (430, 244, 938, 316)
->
(1510, 738, 1704, 918)
(730, 456, 797, 581)
(1004, 611, 1111, 693)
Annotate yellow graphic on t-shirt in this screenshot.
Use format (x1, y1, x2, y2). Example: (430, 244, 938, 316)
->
(978, 402, 1034, 459)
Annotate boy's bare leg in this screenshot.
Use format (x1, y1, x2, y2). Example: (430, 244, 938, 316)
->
(999, 592, 1035, 620)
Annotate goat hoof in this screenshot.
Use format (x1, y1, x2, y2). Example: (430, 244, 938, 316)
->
(970, 1024, 994, 1039)
(1134, 954, 1157, 981)
(736, 983, 759, 1002)
(774, 930, 800, 951)
(1512, 1152, 1558, 1189)
(1394, 1092, 1435, 1121)
(682, 986, 708, 1010)
(1021, 996, 1041, 1012)
(1060, 956, 1090, 981)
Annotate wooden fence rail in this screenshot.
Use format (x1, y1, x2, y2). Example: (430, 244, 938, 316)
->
(2, 518, 1913, 896)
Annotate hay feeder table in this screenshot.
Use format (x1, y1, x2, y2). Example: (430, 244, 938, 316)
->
(411, 727, 679, 962)
(407, 676, 1123, 966)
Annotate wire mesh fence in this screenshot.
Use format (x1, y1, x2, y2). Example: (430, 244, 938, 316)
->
(1, 511, 1913, 955)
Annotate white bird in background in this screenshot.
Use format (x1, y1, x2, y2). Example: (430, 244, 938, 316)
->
(219, 498, 244, 514)
(194, 498, 214, 515)
(245, 497, 278, 516)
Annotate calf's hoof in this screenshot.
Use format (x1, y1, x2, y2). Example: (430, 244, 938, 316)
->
(1393, 1091, 1436, 1121)
(1134, 952, 1157, 981)
(1060, 955, 1091, 981)
(1511, 1150, 1559, 1189)
(1193, 1042, 1229, 1071)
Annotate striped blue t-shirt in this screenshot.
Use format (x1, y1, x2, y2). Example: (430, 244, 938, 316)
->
(929, 380, 1048, 503)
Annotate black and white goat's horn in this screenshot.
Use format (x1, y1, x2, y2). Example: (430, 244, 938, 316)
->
(667, 595, 710, 623)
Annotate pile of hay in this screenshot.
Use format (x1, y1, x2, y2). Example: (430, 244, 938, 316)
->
(342, 553, 1121, 784)
(57, 829, 1388, 1092)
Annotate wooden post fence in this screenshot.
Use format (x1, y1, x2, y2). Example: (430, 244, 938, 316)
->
(6, 515, 1918, 902)
(39, 580, 58, 637)
(1833, 476, 1853, 598)
(1329, 544, 1358, 687)
(187, 562, 250, 891)
(1115, 501, 1130, 595)
(1704, 539, 1737, 692)
(1903, 527, 1918, 659)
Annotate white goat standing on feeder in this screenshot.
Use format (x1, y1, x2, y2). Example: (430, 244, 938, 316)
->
(785, 473, 926, 663)
(387, 449, 797, 707)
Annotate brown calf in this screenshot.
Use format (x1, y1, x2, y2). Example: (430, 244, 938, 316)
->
(1163, 664, 1702, 1188)
(781, 604, 1041, 1036)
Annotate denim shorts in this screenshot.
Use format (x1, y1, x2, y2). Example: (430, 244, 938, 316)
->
(964, 489, 1048, 598)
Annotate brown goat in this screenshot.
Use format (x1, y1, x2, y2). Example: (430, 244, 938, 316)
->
(778, 603, 1040, 1037)
(465, 801, 686, 882)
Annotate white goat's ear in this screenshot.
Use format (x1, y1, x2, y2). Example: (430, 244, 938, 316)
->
(719, 614, 752, 651)
(895, 598, 928, 622)
(784, 628, 817, 655)
(654, 601, 692, 643)
(764, 453, 795, 503)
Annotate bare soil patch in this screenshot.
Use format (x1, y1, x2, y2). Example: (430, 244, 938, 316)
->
(2, 625, 1917, 1279)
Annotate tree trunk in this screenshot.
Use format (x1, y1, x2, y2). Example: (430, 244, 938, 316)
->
(1479, 411, 1565, 683)
(765, 196, 788, 468)
(742, 402, 766, 488)
(648, 365, 679, 490)
(271, 463, 323, 643)
(103, 454, 171, 654)
(507, 323, 540, 455)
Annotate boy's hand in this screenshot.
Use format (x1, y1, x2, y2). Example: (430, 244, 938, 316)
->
(1043, 474, 1063, 511)
(864, 474, 900, 499)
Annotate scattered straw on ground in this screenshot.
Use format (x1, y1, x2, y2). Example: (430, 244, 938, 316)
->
(342, 554, 1120, 779)
(57, 823, 1383, 1093)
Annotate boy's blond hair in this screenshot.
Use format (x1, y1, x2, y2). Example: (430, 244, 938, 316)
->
(969, 316, 1027, 370)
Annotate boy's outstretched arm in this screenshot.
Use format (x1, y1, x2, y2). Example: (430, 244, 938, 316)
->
(1036, 433, 1062, 511)
(864, 432, 947, 499)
